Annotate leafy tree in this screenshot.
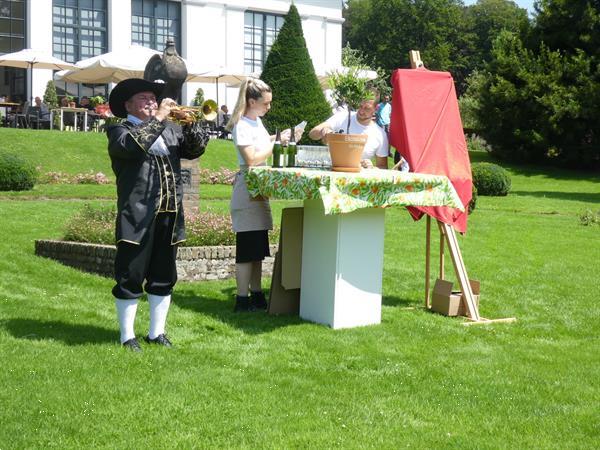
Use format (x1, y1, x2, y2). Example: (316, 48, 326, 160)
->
(344, 0, 474, 91)
(260, 4, 332, 143)
(533, 0, 600, 57)
(43, 80, 58, 109)
(343, 0, 534, 93)
(466, 30, 599, 168)
(464, 0, 531, 68)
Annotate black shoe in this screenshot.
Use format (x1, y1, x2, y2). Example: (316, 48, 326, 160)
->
(144, 333, 173, 348)
(234, 295, 255, 312)
(250, 291, 268, 310)
(122, 337, 142, 352)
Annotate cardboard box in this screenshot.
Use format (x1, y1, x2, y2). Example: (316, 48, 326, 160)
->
(430, 278, 480, 317)
(268, 207, 303, 315)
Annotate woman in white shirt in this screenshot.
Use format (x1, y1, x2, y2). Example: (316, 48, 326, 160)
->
(225, 78, 288, 312)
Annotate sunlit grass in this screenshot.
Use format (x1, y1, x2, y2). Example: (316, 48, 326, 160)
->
(0, 130, 598, 448)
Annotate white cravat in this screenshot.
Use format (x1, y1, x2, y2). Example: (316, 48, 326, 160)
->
(127, 114, 170, 156)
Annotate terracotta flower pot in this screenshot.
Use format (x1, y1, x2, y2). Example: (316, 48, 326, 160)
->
(326, 133, 368, 172)
(95, 104, 110, 117)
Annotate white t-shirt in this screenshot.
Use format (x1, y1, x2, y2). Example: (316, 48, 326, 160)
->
(326, 111, 389, 160)
(232, 116, 271, 165)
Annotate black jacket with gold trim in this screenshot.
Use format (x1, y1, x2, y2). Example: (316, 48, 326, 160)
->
(106, 117, 207, 245)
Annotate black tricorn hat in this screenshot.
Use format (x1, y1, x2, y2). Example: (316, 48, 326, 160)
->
(108, 78, 165, 118)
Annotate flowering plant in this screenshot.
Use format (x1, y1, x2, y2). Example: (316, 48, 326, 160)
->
(39, 171, 110, 185)
(62, 205, 279, 247)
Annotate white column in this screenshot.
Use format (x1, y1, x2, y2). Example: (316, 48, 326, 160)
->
(299, 199, 386, 329)
(28, 0, 53, 102)
(324, 19, 343, 68)
(108, 0, 132, 51)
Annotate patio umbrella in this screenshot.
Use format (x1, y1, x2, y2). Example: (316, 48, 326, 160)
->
(0, 48, 78, 103)
(186, 66, 249, 105)
(54, 45, 162, 84)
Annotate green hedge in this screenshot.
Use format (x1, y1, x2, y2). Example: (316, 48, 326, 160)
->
(259, 4, 332, 144)
(0, 151, 37, 191)
(471, 162, 511, 196)
(468, 184, 478, 214)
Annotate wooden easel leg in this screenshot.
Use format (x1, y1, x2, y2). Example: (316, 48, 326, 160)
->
(436, 221, 480, 321)
(462, 317, 517, 326)
(439, 225, 445, 280)
(425, 215, 431, 309)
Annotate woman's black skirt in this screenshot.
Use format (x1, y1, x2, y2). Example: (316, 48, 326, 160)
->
(235, 230, 270, 263)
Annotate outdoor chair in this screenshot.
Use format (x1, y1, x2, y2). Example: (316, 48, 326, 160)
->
(24, 106, 51, 129)
(202, 120, 219, 139)
(12, 101, 29, 128)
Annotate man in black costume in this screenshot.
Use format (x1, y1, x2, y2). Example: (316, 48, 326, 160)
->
(107, 78, 208, 351)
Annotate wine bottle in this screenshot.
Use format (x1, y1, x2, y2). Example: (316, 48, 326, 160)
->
(272, 129, 282, 168)
(287, 126, 297, 168)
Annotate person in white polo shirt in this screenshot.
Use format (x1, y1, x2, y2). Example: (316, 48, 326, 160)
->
(309, 89, 390, 169)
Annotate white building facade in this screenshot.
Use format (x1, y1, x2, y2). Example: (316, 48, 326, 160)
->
(0, 0, 343, 107)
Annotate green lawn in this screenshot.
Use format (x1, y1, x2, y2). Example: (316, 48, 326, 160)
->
(0, 129, 598, 448)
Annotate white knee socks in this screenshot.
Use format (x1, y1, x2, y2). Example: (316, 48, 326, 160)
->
(115, 298, 138, 344)
(148, 294, 171, 340)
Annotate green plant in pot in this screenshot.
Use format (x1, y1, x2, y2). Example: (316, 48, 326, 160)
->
(66, 95, 76, 108)
(89, 95, 105, 107)
(326, 67, 374, 172)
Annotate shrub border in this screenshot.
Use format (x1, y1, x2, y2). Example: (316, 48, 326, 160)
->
(35, 240, 278, 281)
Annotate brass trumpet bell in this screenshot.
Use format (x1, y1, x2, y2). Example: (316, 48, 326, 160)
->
(201, 99, 218, 121)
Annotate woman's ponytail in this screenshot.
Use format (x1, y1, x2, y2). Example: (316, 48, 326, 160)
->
(226, 78, 271, 131)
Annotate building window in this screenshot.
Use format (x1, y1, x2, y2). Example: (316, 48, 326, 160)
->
(52, 0, 107, 99)
(244, 11, 284, 74)
(0, 0, 26, 102)
(52, 0, 107, 63)
(132, 0, 181, 53)
(0, 0, 26, 54)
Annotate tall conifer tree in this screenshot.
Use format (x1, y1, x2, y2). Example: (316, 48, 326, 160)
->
(260, 4, 332, 143)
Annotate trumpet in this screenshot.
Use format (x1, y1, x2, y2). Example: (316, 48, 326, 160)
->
(168, 105, 203, 125)
(168, 99, 218, 125)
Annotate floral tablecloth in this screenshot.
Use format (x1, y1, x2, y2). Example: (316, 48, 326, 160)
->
(245, 167, 465, 215)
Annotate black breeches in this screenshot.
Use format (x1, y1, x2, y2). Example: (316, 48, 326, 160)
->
(112, 212, 178, 299)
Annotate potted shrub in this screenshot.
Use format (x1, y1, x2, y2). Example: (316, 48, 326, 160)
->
(90, 95, 110, 118)
(43, 80, 59, 110)
(89, 95, 105, 108)
(326, 67, 374, 172)
(66, 95, 76, 108)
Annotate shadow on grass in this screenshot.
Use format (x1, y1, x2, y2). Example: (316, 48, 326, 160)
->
(2, 319, 115, 345)
(173, 286, 305, 335)
(510, 190, 600, 203)
(174, 286, 416, 332)
(382, 295, 415, 308)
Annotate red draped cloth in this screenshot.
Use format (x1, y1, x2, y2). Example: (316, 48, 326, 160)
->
(389, 68, 472, 233)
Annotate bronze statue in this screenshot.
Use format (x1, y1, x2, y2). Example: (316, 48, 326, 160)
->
(144, 38, 188, 102)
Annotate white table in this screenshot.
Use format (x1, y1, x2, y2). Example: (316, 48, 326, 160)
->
(300, 198, 385, 328)
(50, 107, 89, 131)
(246, 167, 464, 329)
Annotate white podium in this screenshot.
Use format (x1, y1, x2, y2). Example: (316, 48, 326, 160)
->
(299, 199, 386, 329)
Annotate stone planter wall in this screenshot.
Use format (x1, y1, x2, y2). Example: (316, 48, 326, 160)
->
(35, 240, 278, 281)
